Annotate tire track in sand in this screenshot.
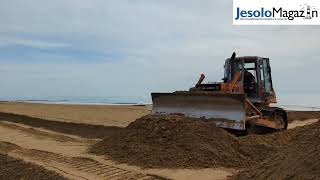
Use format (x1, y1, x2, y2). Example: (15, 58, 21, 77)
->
(0, 122, 165, 180)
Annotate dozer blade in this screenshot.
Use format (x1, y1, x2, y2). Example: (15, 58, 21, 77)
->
(151, 92, 246, 130)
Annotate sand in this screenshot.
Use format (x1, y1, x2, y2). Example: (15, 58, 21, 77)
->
(0, 102, 319, 180)
(287, 110, 320, 122)
(91, 114, 293, 169)
(0, 120, 161, 180)
(0, 102, 151, 127)
(0, 153, 67, 180)
(233, 121, 320, 180)
(91, 115, 246, 169)
(0, 115, 236, 180)
(91, 114, 320, 180)
(0, 112, 123, 139)
(0, 102, 319, 128)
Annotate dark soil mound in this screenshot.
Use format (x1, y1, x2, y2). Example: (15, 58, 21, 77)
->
(91, 115, 289, 168)
(233, 121, 320, 180)
(0, 154, 67, 180)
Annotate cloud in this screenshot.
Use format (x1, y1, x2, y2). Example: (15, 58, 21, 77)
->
(0, 36, 68, 49)
(0, 1, 319, 104)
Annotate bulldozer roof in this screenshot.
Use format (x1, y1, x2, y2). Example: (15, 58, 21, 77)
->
(226, 56, 267, 62)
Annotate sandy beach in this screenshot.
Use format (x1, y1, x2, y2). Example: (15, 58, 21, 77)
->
(0, 102, 319, 180)
(0, 102, 151, 127)
(1, 102, 320, 127)
(0, 102, 237, 179)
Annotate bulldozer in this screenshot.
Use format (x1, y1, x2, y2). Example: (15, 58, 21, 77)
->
(151, 52, 287, 133)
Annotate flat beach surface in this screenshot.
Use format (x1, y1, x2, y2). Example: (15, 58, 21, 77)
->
(0, 102, 151, 127)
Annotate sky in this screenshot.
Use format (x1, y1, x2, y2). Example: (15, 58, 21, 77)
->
(0, 1, 320, 105)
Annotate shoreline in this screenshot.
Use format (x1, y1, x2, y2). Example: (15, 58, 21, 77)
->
(0, 100, 151, 106)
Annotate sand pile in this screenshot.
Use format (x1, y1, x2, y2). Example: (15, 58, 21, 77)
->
(234, 121, 320, 180)
(91, 115, 288, 168)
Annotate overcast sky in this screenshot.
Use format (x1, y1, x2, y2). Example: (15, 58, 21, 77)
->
(0, 1, 319, 105)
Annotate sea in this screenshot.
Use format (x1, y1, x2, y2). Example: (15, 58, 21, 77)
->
(0, 96, 151, 106)
(1, 94, 320, 111)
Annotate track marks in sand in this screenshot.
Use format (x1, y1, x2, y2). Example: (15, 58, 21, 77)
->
(0, 121, 88, 143)
(0, 153, 67, 180)
(0, 112, 123, 139)
(0, 142, 158, 180)
(0, 121, 90, 157)
(0, 121, 163, 180)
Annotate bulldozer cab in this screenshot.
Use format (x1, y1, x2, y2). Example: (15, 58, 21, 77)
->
(224, 57, 276, 104)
